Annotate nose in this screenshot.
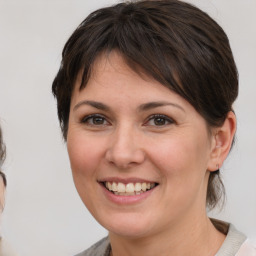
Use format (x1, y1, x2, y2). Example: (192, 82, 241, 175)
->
(105, 125, 145, 169)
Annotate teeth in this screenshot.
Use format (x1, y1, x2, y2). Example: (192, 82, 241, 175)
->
(125, 183, 134, 193)
(141, 182, 147, 191)
(117, 182, 126, 193)
(112, 182, 118, 192)
(104, 181, 156, 195)
(134, 183, 142, 192)
(106, 182, 112, 190)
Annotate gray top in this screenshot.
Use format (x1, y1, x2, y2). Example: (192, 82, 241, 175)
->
(75, 222, 248, 256)
(75, 237, 110, 256)
(215, 223, 246, 256)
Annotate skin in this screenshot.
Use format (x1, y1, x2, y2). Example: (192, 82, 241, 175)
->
(67, 51, 236, 256)
(0, 176, 5, 212)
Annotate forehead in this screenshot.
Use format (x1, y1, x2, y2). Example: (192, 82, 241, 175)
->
(70, 51, 199, 122)
(73, 52, 180, 102)
(76, 51, 171, 97)
(76, 50, 164, 91)
(90, 51, 151, 83)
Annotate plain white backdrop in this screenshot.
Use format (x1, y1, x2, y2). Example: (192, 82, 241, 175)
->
(0, 0, 255, 255)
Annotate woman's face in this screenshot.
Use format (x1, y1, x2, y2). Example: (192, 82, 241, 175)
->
(67, 52, 216, 238)
(0, 176, 5, 212)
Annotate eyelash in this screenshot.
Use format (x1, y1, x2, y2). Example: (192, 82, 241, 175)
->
(80, 114, 110, 126)
(144, 114, 175, 127)
(80, 114, 175, 127)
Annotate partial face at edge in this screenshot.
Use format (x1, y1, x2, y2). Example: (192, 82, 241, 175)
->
(66, 51, 218, 238)
(0, 176, 5, 212)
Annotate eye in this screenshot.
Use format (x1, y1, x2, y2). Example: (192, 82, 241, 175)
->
(81, 114, 110, 126)
(145, 114, 174, 126)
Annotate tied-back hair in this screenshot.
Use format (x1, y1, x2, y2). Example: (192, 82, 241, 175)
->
(52, 0, 238, 209)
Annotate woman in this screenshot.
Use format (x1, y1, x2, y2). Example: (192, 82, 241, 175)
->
(52, 0, 256, 255)
(0, 127, 6, 213)
(0, 127, 17, 256)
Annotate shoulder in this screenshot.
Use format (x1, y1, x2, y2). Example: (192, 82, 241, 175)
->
(0, 238, 19, 256)
(236, 239, 256, 256)
(213, 220, 256, 256)
(216, 222, 247, 256)
(75, 237, 110, 256)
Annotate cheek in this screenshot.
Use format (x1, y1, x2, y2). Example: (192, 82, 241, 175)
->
(67, 131, 104, 179)
(0, 182, 5, 209)
(149, 132, 210, 185)
(148, 134, 211, 215)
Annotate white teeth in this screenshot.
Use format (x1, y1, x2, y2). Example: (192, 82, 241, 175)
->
(125, 183, 135, 193)
(105, 181, 156, 195)
(117, 182, 126, 193)
(106, 182, 112, 190)
(112, 182, 118, 192)
(134, 183, 142, 192)
(141, 182, 147, 191)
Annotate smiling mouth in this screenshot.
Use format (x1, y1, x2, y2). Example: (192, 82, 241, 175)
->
(103, 181, 158, 196)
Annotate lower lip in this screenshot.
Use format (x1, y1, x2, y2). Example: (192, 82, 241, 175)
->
(99, 183, 157, 205)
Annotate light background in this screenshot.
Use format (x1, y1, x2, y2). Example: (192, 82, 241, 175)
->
(0, 0, 255, 255)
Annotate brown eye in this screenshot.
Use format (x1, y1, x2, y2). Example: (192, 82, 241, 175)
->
(145, 114, 174, 126)
(81, 114, 109, 126)
(92, 116, 105, 125)
(154, 117, 167, 126)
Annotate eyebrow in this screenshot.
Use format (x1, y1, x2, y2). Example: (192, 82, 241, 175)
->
(73, 100, 110, 112)
(138, 101, 185, 112)
(73, 100, 185, 112)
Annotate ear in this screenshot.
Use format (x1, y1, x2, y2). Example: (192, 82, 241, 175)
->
(207, 111, 236, 172)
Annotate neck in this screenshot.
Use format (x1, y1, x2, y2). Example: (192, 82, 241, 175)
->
(109, 214, 225, 256)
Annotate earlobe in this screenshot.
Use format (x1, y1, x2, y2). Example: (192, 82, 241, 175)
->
(208, 111, 236, 172)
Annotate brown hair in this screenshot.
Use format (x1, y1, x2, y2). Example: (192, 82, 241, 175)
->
(0, 127, 6, 187)
(52, 0, 238, 209)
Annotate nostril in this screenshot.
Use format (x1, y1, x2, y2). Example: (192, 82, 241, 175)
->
(105, 147, 145, 169)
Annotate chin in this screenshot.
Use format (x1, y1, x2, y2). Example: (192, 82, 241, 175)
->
(98, 211, 154, 238)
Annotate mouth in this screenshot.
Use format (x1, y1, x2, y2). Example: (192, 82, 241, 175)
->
(102, 181, 158, 196)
